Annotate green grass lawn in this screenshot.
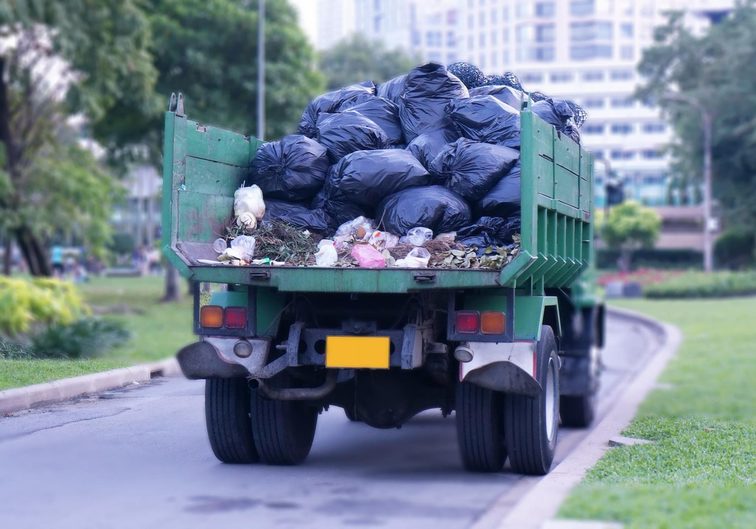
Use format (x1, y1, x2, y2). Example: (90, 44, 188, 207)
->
(559, 296, 756, 529)
(0, 276, 194, 391)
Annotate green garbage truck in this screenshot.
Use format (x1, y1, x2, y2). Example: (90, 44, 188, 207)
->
(164, 93, 604, 475)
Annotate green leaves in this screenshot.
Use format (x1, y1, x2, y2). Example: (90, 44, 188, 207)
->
(601, 201, 661, 252)
(636, 5, 756, 228)
(319, 34, 418, 90)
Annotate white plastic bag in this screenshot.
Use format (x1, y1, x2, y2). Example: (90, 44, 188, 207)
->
(219, 235, 256, 261)
(395, 246, 431, 268)
(399, 227, 433, 246)
(368, 230, 400, 250)
(315, 239, 338, 267)
(335, 216, 375, 241)
(234, 185, 266, 230)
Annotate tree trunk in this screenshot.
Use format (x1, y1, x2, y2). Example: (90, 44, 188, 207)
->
(2, 237, 11, 275)
(162, 262, 181, 302)
(15, 224, 52, 276)
(618, 248, 633, 273)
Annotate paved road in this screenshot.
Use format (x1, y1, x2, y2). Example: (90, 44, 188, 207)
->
(0, 314, 658, 529)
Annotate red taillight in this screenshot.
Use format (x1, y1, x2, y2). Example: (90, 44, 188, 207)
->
(455, 311, 480, 333)
(224, 307, 247, 329)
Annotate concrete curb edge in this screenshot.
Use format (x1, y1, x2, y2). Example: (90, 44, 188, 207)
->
(495, 306, 682, 529)
(0, 358, 181, 416)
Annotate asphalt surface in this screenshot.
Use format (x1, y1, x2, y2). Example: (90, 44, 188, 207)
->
(0, 314, 658, 529)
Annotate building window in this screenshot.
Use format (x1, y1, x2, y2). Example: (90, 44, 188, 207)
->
(535, 24, 555, 43)
(582, 97, 604, 108)
(571, 44, 612, 60)
(533, 47, 555, 61)
(571, 21, 613, 41)
(611, 123, 633, 134)
(570, 0, 595, 16)
(583, 124, 605, 134)
(535, 1, 556, 17)
(641, 149, 663, 159)
(479, 33, 486, 46)
(620, 45, 634, 60)
(621, 22, 634, 38)
(468, 36, 474, 50)
(610, 150, 634, 160)
(426, 31, 442, 47)
(582, 70, 604, 81)
(479, 12, 486, 25)
(491, 8, 498, 24)
(610, 69, 633, 81)
(521, 73, 544, 83)
(491, 30, 498, 44)
(491, 52, 498, 67)
(550, 72, 573, 82)
(611, 97, 634, 108)
(447, 31, 456, 47)
(593, 150, 604, 160)
(468, 14, 474, 29)
(642, 122, 666, 133)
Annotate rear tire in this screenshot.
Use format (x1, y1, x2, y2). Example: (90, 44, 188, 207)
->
(250, 389, 318, 465)
(560, 393, 595, 428)
(205, 378, 259, 464)
(455, 381, 506, 472)
(505, 325, 559, 475)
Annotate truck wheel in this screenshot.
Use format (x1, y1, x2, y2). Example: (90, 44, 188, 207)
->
(455, 381, 506, 472)
(505, 325, 559, 475)
(560, 393, 595, 428)
(205, 378, 260, 464)
(250, 390, 318, 465)
(344, 406, 360, 422)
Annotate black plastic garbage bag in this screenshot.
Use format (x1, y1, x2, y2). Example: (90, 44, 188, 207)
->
(341, 97, 404, 146)
(469, 85, 524, 111)
(429, 138, 519, 201)
(316, 112, 389, 162)
(327, 149, 430, 209)
(406, 128, 459, 169)
(298, 81, 376, 138)
(532, 99, 581, 143)
(457, 216, 520, 249)
(376, 74, 407, 103)
(263, 200, 331, 233)
(318, 176, 371, 229)
(377, 185, 471, 235)
(249, 135, 329, 202)
(476, 162, 521, 217)
(398, 63, 469, 143)
(485, 72, 524, 91)
(447, 95, 521, 149)
(448, 62, 486, 89)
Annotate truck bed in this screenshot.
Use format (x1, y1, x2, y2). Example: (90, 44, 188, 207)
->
(162, 96, 594, 293)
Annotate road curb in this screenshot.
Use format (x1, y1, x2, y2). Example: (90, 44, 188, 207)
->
(495, 307, 682, 529)
(0, 358, 181, 416)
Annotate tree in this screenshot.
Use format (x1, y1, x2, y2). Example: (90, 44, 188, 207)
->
(601, 202, 661, 272)
(636, 5, 756, 235)
(0, 0, 157, 275)
(319, 34, 419, 89)
(138, 0, 324, 300)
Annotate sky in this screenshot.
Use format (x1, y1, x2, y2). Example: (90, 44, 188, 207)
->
(290, 0, 318, 46)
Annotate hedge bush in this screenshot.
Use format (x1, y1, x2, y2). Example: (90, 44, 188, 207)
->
(644, 270, 756, 299)
(30, 318, 130, 359)
(0, 277, 88, 335)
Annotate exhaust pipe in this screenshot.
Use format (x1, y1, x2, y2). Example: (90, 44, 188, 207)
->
(256, 370, 338, 401)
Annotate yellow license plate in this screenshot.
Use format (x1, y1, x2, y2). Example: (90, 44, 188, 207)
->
(325, 336, 390, 369)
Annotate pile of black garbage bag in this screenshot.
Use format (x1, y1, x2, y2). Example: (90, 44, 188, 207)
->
(248, 62, 585, 251)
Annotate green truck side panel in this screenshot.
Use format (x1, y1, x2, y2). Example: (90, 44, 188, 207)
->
(209, 290, 247, 307)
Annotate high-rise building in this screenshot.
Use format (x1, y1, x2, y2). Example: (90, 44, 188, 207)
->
(311, 0, 357, 50)
(303, 0, 733, 210)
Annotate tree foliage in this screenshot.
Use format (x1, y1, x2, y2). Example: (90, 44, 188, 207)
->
(319, 34, 419, 90)
(99, 0, 324, 153)
(0, 0, 157, 274)
(637, 5, 756, 230)
(601, 201, 661, 272)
